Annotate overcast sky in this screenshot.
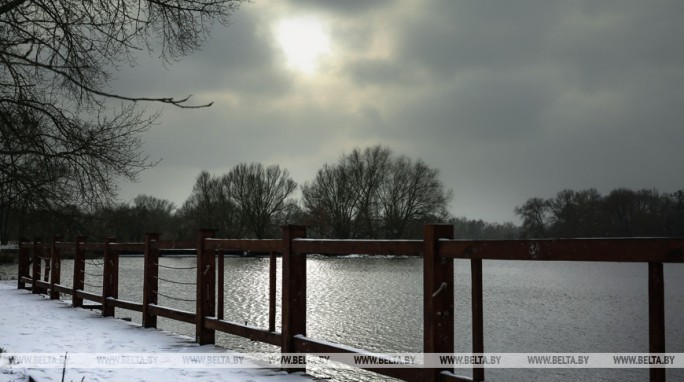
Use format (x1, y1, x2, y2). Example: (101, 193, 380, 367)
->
(113, 0, 684, 223)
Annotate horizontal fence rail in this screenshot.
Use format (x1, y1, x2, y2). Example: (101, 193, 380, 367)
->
(204, 238, 281, 253)
(16, 226, 683, 382)
(292, 239, 423, 256)
(440, 238, 684, 262)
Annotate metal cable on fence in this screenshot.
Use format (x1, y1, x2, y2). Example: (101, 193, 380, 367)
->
(154, 263, 197, 270)
(84, 258, 104, 278)
(82, 281, 103, 288)
(154, 275, 196, 286)
(83, 266, 103, 276)
(152, 290, 196, 303)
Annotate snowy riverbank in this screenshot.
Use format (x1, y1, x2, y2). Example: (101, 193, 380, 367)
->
(0, 282, 313, 382)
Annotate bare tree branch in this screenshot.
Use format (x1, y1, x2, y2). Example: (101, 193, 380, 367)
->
(0, 0, 27, 16)
(302, 146, 452, 239)
(0, 0, 245, 241)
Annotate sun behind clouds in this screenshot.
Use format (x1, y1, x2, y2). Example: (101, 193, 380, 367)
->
(274, 16, 331, 75)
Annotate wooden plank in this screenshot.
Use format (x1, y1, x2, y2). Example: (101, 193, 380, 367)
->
(196, 229, 216, 345)
(471, 259, 484, 382)
(293, 335, 358, 354)
(424, 225, 455, 382)
(439, 238, 684, 262)
(75, 289, 105, 304)
(72, 236, 87, 308)
(81, 243, 105, 251)
(649, 262, 665, 382)
(292, 239, 422, 256)
(34, 279, 51, 290)
(102, 238, 118, 317)
(217, 252, 224, 321)
(32, 240, 46, 294)
(269, 252, 277, 332)
(43, 256, 50, 282)
(157, 240, 195, 250)
(159, 249, 197, 256)
(281, 225, 307, 363)
(204, 317, 282, 346)
(51, 283, 72, 295)
(50, 237, 62, 300)
(143, 234, 160, 328)
(204, 238, 281, 253)
(106, 297, 143, 312)
(110, 243, 146, 252)
(292, 336, 423, 382)
(148, 304, 196, 324)
(440, 372, 474, 382)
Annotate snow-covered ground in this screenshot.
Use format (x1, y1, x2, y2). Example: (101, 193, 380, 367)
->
(0, 282, 314, 381)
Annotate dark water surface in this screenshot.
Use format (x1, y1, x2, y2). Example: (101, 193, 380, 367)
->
(2, 257, 683, 381)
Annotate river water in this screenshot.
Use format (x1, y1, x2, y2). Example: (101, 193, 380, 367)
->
(2, 257, 683, 381)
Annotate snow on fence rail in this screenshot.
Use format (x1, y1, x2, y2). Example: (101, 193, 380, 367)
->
(16, 225, 684, 382)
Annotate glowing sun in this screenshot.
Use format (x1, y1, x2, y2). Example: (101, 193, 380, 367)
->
(275, 17, 331, 74)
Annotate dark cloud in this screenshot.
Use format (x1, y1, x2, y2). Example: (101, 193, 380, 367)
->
(284, 0, 392, 15)
(389, 70, 557, 142)
(344, 58, 419, 88)
(396, 1, 563, 75)
(111, 5, 292, 100)
(118, 0, 684, 223)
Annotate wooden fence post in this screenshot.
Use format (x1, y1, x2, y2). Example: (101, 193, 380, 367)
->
(17, 238, 30, 289)
(143, 233, 160, 328)
(50, 236, 62, 300)
(217, 250, 224, 321)
(649, 262, 665, 382)
(72, 236, 87, 307)
(281, 225, 307, 369)
(102, 237, 118, 317)
(196, 229, 216, 345)
(32, 238, 46, 294)
(471, 258, 484, 382)
(43, 252, 50, 282)
(269, 251, 277, 332)
(423, 224, 454, 382)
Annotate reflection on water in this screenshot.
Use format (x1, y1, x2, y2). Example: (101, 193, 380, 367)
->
(2, 257, 683, 381)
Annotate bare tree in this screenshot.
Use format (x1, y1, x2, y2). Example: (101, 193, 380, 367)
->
(0, 0, 245, 241)
(131, 194, 176, 237)
(178, 171, 242, 238)
(379, 156, 451, 238)
(514, 197, 550, 238)
(515, 188, 684, 238)
(346, 146, 391, 238)
(302, 145, 452, 239)
(301, 163, 358, 238)
(547, 189, 605, 237)
(178, 165, 297, 239)
(227, 163, 298, 239)
(450, 217, 520, 240)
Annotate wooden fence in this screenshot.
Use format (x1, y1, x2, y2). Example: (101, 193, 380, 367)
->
(16, 224, 684, 382)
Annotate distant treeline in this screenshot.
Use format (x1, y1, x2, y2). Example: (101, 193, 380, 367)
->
(3, 167, 682, 242)
(450, 217, 520, 240)
(1, 146, 455, 242)
(515, 188, 684, 238)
